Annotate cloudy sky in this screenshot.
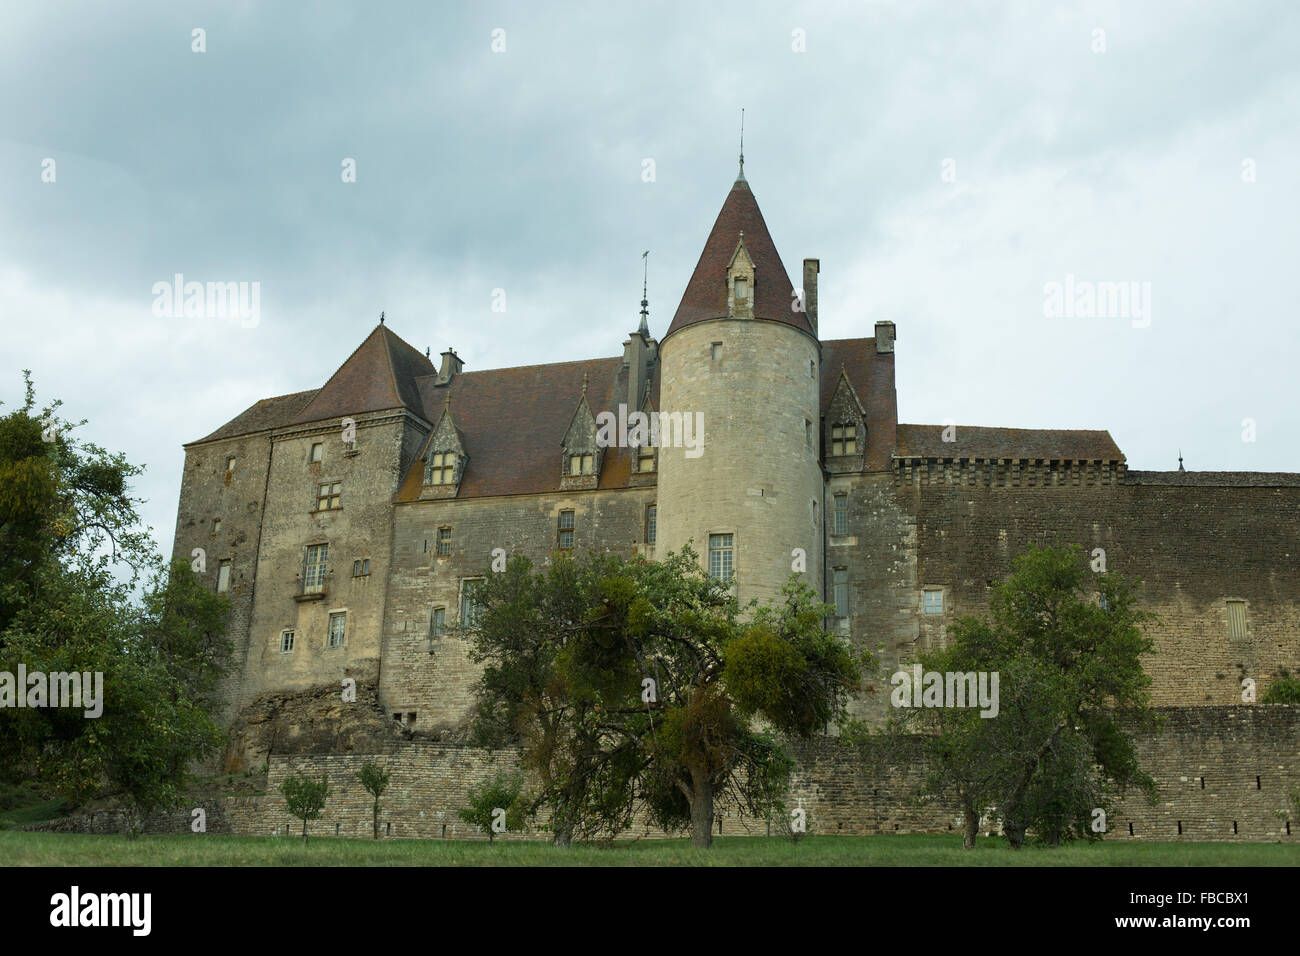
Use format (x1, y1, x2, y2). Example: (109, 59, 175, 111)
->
(3, 0, 1297, 559)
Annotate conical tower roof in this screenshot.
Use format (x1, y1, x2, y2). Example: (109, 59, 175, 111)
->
(664, 177, 812, 340)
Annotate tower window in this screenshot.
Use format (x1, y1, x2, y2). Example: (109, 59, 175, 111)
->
(310, 442, 323, 463)
(461, 579, 485, 626)
(833, 568, 849, 617)
(212, 518, 222, 534)
(216, 559, 231, 594)
(436, 527, 452, 556)
(1226, 600, 1247, 641)
(833, 494, 848, 536)
(569, 454, 594, 476)
(711, 342, 722, 361)
(831, 423, 857, 456)
(646, 504, 657, 545)
(328, 611, 346, 647)
(637, 443, 656, 473)
(431, 606, 446, 638)
(428, 452, 455, 485)
(708, 534, 734, 583)
(558, 510, 575, 549)
(734, 277, 748, 300)
(923, 590, 944, 615)
(805, 419, 813, 447)
(352, 558, 370, 577)
(303, 544, 328, 592)
(225, 456, 236, 472)
(316, 481, 342, 511)
(280, 629, 295, 653)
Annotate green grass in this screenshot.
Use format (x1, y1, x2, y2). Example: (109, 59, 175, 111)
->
(3, 830, 1297, 866)
(0, 783, 68, 831)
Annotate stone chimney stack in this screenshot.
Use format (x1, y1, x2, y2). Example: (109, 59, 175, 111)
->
(623, 332, 650, 411)
(435, 348, 464, 385)
(802, 258, 819, 335)
(874, 321, 895, 354)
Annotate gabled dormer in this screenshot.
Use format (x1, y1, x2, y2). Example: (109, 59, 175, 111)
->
(824, 366, 867, 473)
(420, 397, 466, 499)
(726, 233, 756, 319)
(560, 374, 602, 491)
(629, 380, 657, 487)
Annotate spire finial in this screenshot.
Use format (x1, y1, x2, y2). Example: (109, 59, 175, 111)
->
(425, 346, 430, 359)
(737, 108, 745, 181)
(638, 250, 650, 336)
(1178, 450, 1185, 472)
(582, 371, 589, 395)
(379, 311, 385, 325)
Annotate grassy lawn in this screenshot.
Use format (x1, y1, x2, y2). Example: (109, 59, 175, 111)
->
(3, 829, 1297, 866)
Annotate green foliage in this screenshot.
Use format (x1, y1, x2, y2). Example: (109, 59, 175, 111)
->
(0, 376, 231, 836)
(280, 774, 329, 842)
(357, 761, 391, 839)
(458, 775, 526, 842)
(896, 544, 1159, 849)
(1261, 668, 1300, 704)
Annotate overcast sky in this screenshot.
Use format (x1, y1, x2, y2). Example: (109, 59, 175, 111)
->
(3, 0, 1297, 561)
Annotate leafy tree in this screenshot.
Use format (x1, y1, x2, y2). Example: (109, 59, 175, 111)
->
(281, 774, 329, 843)
(1262, 668, 1300, 704)
(897, 544, 1159, 849)
(458, 774, 525, 842)
(357, 761, 391, 839)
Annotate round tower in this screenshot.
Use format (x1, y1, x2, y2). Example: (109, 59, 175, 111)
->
(656, 170, 822, 608)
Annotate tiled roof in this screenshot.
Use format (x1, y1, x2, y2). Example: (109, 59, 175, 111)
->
(895, 424, 1124, 462)
(820, 338, 897, 471)
(188, 389, 318, 445)
(288, 324, 436, 427)
(1123, 471, 1300, 487)
(664, 178, 814, 340)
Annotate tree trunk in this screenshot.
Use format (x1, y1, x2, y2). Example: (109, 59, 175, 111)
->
(962, 805, 980, 850)
(302, 817, 308, 843)
(373, 801, 379, 839)
(1004, 820, 1026, 850)
(553, 826, 572, 848)
(689, 771, 714, 849)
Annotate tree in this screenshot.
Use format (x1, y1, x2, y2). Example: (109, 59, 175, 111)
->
(897, 544, 1159, 849)
(357, 761, 391, 839)
(0, 375, 231, 835)
(1262, 668, 1300, 704)
(281, 774, 329, 843)
(458, 775, 525, 842)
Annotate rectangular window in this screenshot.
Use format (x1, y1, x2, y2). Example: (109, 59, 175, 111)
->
(310, 442, 323, 463)
(646, 504, 657, 545)
(638, 443, 655, 472)
(805, 419, 813, 447)
(461, 580, 484, 627)
(328, 611, 346, 647)
(831, 424, 858, 456)
(216, 559, 231, 593)
(833, 494, 848, 536)
(436, 527, 452, 556)
(428, 451, 455, 485)
(352, 558, 370, 577)
(280, 630, 295, 653)
(708, 534, 734, 583)
(316, 481, 341, 511)
(734, 277, 748, 300)
(833, 568, 849, 617)
(568, 454, 594, 476)
(711, 342, 722, 361)
(1226, 600, 1247, 641)
(558, 510, 575, 549)
(212, 518, 222, 534)
(431, 606, 446, 638)
(923, 590, 944, 615)
(303, 544, 328, 592)
(225, 456, 236, 472)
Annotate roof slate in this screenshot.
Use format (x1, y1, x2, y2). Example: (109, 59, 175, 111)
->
(895, 424, 1125, 462)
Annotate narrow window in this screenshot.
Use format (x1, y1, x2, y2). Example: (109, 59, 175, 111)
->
(831, 423, 858, 456)
(316, 481, 341, 511)
(558, 510, 575, 549)
(436, 527, 452, 556)
(460, 580, 484, 627)
(428, 452, 455, 485)
(431, 606, 446, 638)
(212, 518, 222, 534)
(708, 534, 734, 583)
(923, 590, 944, 615)
(1226, 600, 1247, 641)
(734, 277, 748, 300)
(810, 360, 815, 379)
(303, 544, 328, 592)
(646, 504, 657, 545)
(280, 629, 295, 653)
(225, 456, 236, 472)
(637, 443, 656, 473)
(216, 559, 231, 593)
(328, 611, 346, 647)
(833, 568, 849, 617)
(805, 419, 813, 447)
(711, 342, 722, 361)
(310, 442, 323, 463)
(407, 712, 416, 725)
(833, 494, 848, 536)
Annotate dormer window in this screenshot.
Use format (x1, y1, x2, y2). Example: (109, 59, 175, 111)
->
(831, 423, 858, 456)
(734, 277, 748, 300)
(569, 454, 594, 476)
(428, 451, 456, 484)
(726, 237, 756, 318)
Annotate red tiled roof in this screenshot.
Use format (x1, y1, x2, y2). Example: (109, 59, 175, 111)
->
(821, 338, 897, 471)
(664, 177, 814, 340)
(895, 424, 1124, 462)
(288, 324, 436, 427)
(188, 389, 318, 445)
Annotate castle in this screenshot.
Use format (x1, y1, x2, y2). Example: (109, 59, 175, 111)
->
(171, 166, 1299, 838)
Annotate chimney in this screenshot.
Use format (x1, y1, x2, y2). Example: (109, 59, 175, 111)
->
(802, 258, 819, 335)
(435, 348, 464, 385)
(874, 321, 895, 354)
(623, 332, 649, 412)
